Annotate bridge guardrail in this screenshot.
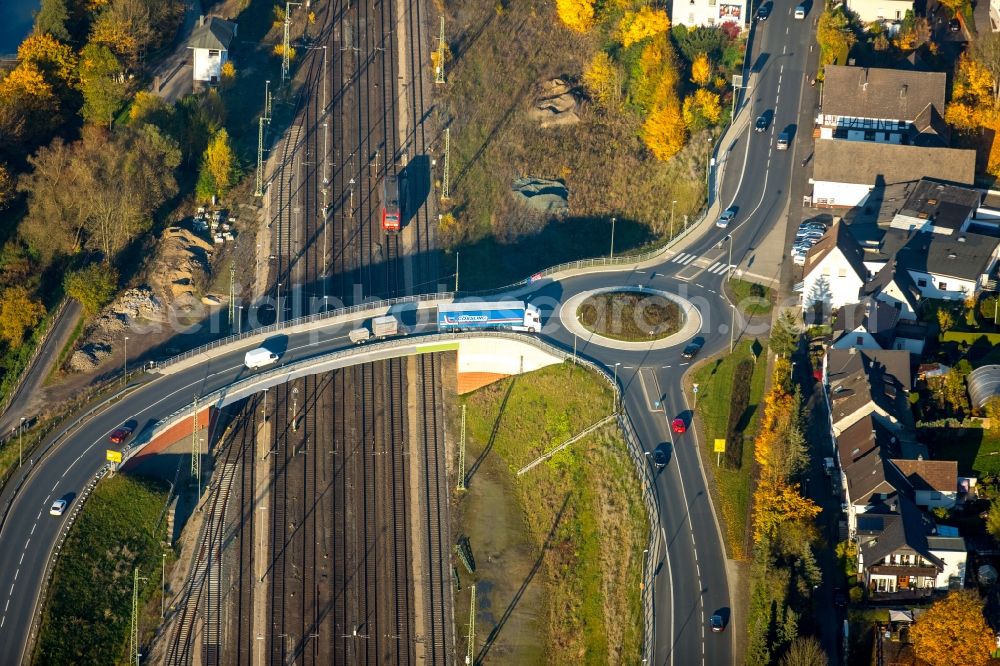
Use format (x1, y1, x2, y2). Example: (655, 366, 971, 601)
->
(129, 330, 662, 663)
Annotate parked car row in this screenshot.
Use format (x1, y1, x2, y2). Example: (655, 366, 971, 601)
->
(791, 220, 828, 266)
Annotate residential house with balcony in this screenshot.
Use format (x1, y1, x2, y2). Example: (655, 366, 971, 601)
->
(856, 496, 966, 597)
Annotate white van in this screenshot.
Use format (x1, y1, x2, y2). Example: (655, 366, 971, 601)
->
(244, 347, 279, 370)
(794, 4, 806, 18)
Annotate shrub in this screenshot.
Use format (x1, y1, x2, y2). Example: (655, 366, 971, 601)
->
(64, 263, 118, 315)
(723, 360, 753, 469)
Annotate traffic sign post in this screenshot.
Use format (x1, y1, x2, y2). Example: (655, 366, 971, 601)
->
(692, 384, 699, 410)
(714, 438, 725, 466)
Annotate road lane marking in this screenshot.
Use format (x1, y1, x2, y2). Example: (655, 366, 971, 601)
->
(19, 552, 24, 565)
(1, 615, 4, 628)
(13, 569, 17, 581)
(4, 599, 7, 611)
(29, 524, 34, 536)
(8, 584, 13, 596)
(24, 538, 29, 550)
(51, 482, 57, 492)
(637, 369, 664, 412)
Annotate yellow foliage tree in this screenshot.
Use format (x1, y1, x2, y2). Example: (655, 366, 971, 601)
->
(90, 13, 140, 65)
(619, 7, 670, 47)
(751, 479, 821, 543)
(911, 591, 994, 666)
(583, 51, 621, 107)
(643, 99, 686, 161)
(0, 163, 13, 210)
(0, 63, 57, 108)
(220, 61, 236, 88)
(682, 88, 721, 129)
(17, 34, 78, 86)
(556, 0, 595, 33)
(0, 285, 46, 347)
(691, 52, 712, 86)
(205, 129, 236, 195)
(633, 38, 680, 114)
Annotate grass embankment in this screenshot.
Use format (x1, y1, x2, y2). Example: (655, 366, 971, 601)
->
(691, 339, 768, 559)
(726, 278, 772, 317)
(577, 292, 682, 341)
(34, 474, 171, 665)
(441, 0, 710, 290)
(459, 364, 647, 664)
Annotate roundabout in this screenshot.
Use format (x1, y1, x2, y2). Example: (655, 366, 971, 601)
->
(559, 286, 703, 351)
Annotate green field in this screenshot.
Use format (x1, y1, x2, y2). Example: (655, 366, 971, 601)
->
(726, 278, 773, 317)
(459, 363, 647, 664)
(691, 339, 768, 559)
(34, 474, 170, 665)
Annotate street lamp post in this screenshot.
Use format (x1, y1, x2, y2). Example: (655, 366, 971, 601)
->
(729, 303, 736, 353)
(277, 283, 283, 327)
(237, 306, 243, 335)
(612, 362, 621, 412)
(455, 251, 459, 293)
(670, 200, 677, 238)
(610, 217, 616, 260)
(693, 384, 699, 410)
(19, 417, 25, 468)
(123, 336, 129, 385)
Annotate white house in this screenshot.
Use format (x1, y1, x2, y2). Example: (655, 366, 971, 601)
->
(891, 458, 958, 509)
(188, 16, 237, 84)
(801, 220, 870, 313)
(845, 0, 913, 24)
(928, 535, 968, 589)
(810, 140, 976, 208)
(875, 228, 1000, 301)
(991, 0, 1000, 31)
(669, 0, 745, 27)
(863, 261, 920, 320)
(831, 298, 900, 351)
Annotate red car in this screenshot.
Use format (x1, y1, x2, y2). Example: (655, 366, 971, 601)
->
(671, 418, 686, 434)
(108, 426, 133, 444)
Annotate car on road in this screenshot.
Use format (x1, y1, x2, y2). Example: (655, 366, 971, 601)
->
(776, 131, 790, 150)
(716, 206, 737, 229)
(682, 337, 704, 359)
(794, 4, 806, 19)
(834, 588, 848, 607)
(108, 426, 133, 444)
(49, 499, 67, 516)
(710, 614, 726, 632)
(949, 18, 961, 32)
(757, 1, 772, 20)
(672, 418, 687, 434)
(755, 111, 771, 133)
(652, 447, 668, 469)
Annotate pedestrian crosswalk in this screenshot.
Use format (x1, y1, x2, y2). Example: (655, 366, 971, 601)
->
(670, 252, 698, 265)
(705, 261, 733, 275)
(668, 252, 733, 275)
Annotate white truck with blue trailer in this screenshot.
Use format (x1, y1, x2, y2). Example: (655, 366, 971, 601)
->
(437, 300, 541, 333)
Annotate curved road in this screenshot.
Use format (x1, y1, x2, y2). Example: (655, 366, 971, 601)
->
(0, 7, 816, 665)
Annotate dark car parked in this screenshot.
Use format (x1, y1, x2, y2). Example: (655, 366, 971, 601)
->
(757, 1, 772, 19)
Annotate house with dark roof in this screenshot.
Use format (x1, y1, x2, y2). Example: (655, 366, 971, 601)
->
(862, 260, 921, 320)
(874, 228, 1000, 301)
(817, 65, 947, 145)
(831, 298, 901, 351)
(837, 414, 899, 467)
(824, 347, 912, 437)
(188, 16, 237, 84)
(855, 496, 966, 596)
(801, 220, 871, 314)
(891, 458, 958, 509)
(810, 140, 976, 208)
(887, 179, 981, 236)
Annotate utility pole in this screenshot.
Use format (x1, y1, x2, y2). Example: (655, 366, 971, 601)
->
(123, 335, 129, 385)
(670, 200, 677, 238)
(441, 127, 451, 201)
(291, 387, 299, 433)
(191, 395, 200, 501)
(255, 81, 272, 197)
(465, 584, 476, 664)
(454, 251, 459, 293)
(129, 567, 148, 665)
(161, 552, 166, 619)
(457, 405, 466, 491)
(19, 417, 25, 468)
(282, 3, 302, 83)
(435, 16, 446, 84)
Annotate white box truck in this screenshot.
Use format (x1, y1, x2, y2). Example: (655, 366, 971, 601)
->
(244, 348, 279, 369)
(372, 315, 399, 338)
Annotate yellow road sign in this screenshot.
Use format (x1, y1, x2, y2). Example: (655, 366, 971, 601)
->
(106, 450, 122, 463)
(713, 439, 726, 453)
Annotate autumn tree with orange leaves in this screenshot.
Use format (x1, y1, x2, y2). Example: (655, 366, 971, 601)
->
(911, 591, 994, 666)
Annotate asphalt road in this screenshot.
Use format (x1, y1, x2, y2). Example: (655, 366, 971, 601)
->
(0, 8, 817, 665)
